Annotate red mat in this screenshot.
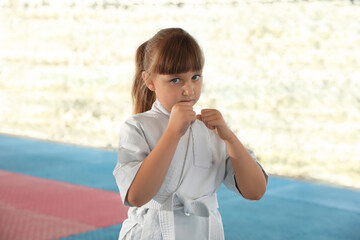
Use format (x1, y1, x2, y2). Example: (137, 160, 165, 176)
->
(0, 170, 128, 240)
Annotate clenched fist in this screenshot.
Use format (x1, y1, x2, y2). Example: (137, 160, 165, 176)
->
(197, 109, 234, 142)
(167, 102, 196, 138)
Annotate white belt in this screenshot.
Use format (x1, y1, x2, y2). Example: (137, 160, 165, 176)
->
(143, 192, 219, 240)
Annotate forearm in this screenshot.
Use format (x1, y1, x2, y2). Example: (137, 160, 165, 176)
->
(225, 132, 267, 200)
(127, 129, 180, 207)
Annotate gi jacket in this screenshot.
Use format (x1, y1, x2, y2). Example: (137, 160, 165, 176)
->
(113, 100, 267, 240)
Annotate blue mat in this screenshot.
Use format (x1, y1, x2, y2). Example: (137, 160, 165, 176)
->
(1, 134, 359, 239)
(0, 134, 117, 192)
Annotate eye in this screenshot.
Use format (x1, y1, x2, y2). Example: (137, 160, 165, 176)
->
(192, 74, 201, 81)
(170, 78, 180, 84)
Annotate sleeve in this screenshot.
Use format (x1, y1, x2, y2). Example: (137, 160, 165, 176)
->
(223, 148, 268, 197)
(113, 118, 151, 206)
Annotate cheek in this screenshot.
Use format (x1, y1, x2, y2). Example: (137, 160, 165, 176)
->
(196, 82, 203, 94)
(159, 88, 178, 103)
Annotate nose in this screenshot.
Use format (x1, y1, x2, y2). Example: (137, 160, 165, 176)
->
(182, 81, 194, 96)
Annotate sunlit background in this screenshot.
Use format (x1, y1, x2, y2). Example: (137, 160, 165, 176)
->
(1, 0, 359, 189)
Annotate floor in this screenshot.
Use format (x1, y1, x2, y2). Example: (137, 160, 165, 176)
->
(0, 134, 359, 240)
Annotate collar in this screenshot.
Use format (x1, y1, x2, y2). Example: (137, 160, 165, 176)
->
(152, 99, 170, 117)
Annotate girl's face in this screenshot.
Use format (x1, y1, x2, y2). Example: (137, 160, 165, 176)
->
(146, 70, 203, 112)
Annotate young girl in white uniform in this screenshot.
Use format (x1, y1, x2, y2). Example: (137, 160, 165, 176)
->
(113, 28, 268, 240)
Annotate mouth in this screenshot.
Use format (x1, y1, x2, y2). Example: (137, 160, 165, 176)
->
(180, 100, 192, 103)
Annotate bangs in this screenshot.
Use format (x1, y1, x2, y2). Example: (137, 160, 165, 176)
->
(152, 34, 204, 75)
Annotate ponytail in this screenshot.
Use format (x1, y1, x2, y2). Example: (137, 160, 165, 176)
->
(131, 41, 156, 114)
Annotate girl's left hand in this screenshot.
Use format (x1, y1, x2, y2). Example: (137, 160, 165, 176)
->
(197, 109, 234, 141)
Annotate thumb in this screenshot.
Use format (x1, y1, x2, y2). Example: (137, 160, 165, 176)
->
(196, 114, 202, 121)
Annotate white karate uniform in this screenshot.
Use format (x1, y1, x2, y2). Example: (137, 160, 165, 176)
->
(113, 100, 268, 240)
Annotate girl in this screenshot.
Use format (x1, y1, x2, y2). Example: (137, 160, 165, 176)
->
(113, 28, 268, 240)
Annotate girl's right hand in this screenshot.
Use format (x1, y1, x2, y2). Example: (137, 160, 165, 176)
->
(167, 102, 196, 138)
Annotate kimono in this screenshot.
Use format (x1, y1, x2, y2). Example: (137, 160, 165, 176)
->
(113, 99, 268, 240)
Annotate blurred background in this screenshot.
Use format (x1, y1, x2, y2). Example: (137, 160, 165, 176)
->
(0, 0, 359, 189)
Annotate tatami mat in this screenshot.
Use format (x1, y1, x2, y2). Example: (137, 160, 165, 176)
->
(0, 134, 359, 240)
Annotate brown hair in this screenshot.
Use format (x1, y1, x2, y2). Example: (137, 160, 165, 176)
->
(131, 28, 205, 114)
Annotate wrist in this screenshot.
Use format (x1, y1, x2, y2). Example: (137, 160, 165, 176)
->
(164, 127, 183, 142)
(224, 131, 239, 145)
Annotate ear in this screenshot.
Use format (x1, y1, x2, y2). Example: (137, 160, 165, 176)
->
(142, 71, 155, 91)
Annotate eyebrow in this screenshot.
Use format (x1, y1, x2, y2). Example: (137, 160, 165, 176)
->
(167, 71, 202, 77)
